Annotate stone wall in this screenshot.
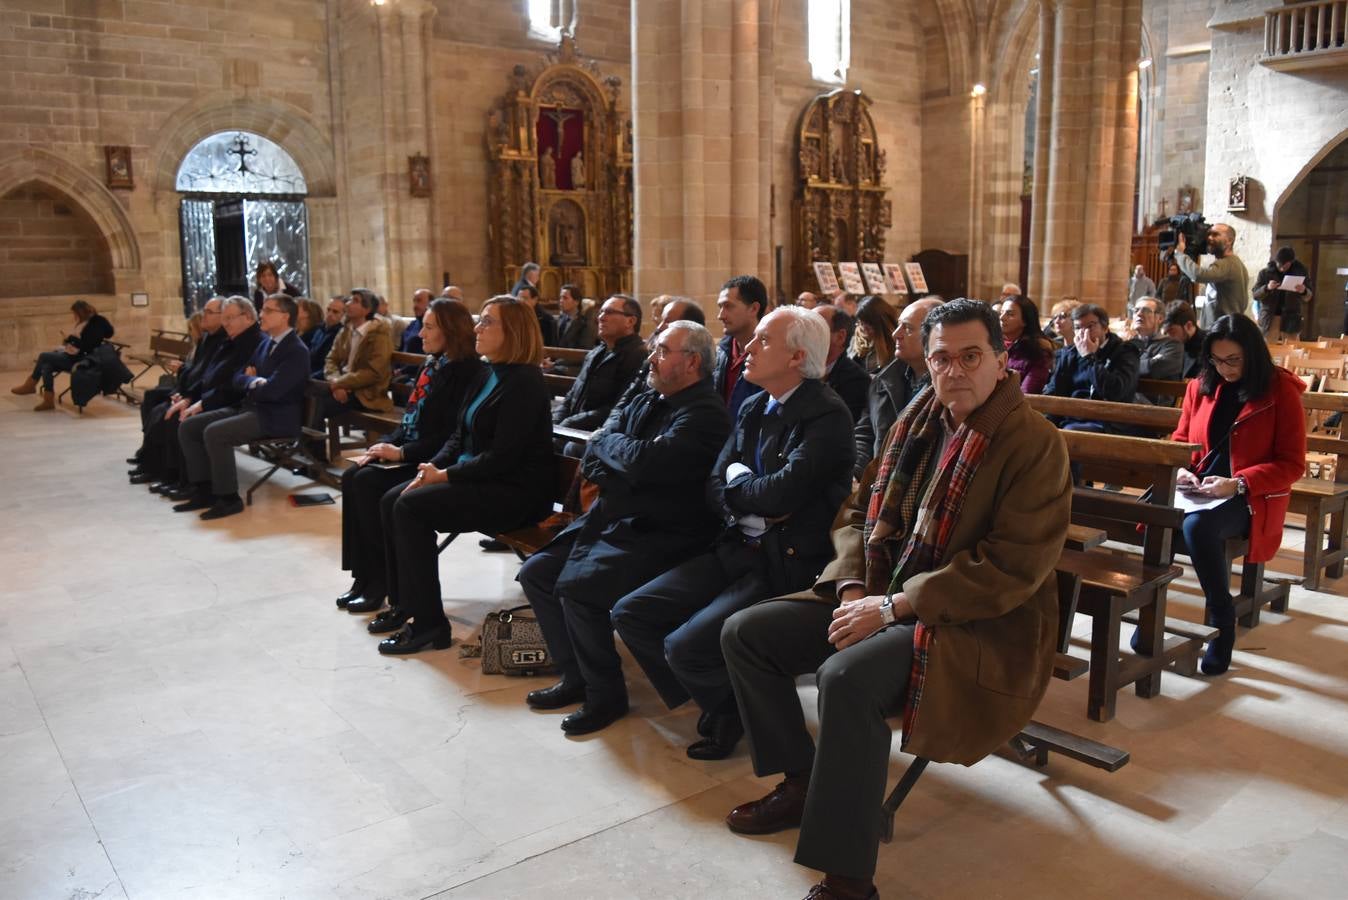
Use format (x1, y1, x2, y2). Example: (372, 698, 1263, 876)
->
(0, 183, 113, 298)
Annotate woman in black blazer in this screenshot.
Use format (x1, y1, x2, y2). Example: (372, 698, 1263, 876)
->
(377, 295, 555, 655)
(338, 298, 485, 620)
(12, 300, 114, 410)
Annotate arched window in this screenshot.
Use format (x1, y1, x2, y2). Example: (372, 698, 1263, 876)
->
(808, 0, 850, 84)
(527, 0, 577, 42)
(175, 131, 309, 314)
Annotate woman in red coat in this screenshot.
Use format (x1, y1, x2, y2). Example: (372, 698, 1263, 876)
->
(1169, 314, 1305, 674)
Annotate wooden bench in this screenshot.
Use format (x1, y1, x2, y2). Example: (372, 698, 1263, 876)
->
(435, 453, 581, 560)
(125, 330, 193, 391)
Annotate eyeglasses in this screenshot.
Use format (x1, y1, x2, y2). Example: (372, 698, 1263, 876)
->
(927, 348, 992, 374)
(477, 315, 499, 328)
(895, 322, 919, 336)
(598, 308, 635, 318)
(651, 345, 693, 361)
(1209, 353, 1244, 368)
(1050, 313, 1071, 322)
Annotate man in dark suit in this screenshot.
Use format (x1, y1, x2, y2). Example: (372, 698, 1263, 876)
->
(813, 304, 868, 423)
(1043, 303, 1141, 432)
(307, 296, 346, 378)
(714, 274, 768, 415)
(553, 294, 647, 449)
(520, 321, 733, 734)
(852, 296, 942, 479)
(174, 294, 311, 520)
(516, 283, 558, 346)
(554, 284, 597, 350)
(610, 306, 854, 757)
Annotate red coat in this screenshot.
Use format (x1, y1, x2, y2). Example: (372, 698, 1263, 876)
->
(1171, 367, 1307, 562)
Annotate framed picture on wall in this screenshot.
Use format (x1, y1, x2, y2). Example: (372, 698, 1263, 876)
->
(837, 262, 866, 295)
(105, 146, 133, 189)
(812, 261, 840, 294)
(904, 262, 929, 294)
(883, 263, 909, 295)
(408, 154, 431, 198)
(130, 292, 149, 308)
(860, 262, 888, 294)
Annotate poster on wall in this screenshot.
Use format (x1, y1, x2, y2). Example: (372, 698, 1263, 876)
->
(883, 263, 909, 296)
(837, 262, 867, 295)
(812, 261, 840, 294)
(861, 262, 888, 294)
(904, 262, 929, 294)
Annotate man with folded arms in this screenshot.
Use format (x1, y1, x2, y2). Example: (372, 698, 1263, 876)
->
(174, 294, 311, 520)
(521, 321, 732, 734)
(720, 299, 1071, 900)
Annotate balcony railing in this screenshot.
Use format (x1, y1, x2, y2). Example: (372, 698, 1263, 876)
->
(1264, 1, 1348, 70)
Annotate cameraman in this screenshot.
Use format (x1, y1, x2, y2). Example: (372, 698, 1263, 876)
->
(1172, 223, 1250, 329)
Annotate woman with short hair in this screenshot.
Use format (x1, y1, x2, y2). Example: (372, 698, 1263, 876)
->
(337, 299, 485, 624)
(1163, 314, 1305, 675)
(12, 300, 115, 410)
(998, 294, 1053, 394)
(849, 295, 899, 374)
(376, 296, 556, 655)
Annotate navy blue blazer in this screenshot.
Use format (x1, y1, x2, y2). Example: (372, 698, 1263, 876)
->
(234, 330, 311, 436)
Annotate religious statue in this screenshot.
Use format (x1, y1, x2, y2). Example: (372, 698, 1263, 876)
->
(571, 152, 587, 189)
(831, 149, 846, 183)
(541, 148, 557, 189)
(549, 200, 587, 265)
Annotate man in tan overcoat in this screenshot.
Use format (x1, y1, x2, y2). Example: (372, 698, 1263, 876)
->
(720, 298, 1072, 900)
(322, 287, 394, 414)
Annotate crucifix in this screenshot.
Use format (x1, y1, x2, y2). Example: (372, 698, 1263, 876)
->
(228, 133, 258, 175)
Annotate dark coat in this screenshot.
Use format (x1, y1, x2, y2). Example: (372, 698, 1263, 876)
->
(179, 329, 226, 396)
(556, 304, 598, 352)
(399, 317, 424, 355)
(195, 323, 263, 411)
(251, 279, 301, 312)
(533, 305, 559, 347)
(826, 354, 870, 424)
(233, 330, 311, 436)
(709, 378, 855, 594)
(555, 333, 647, 431)
(853, 359, 924, 480)
(383, 356, 485, 465)
(69, 343, 132, 407)
(1044, 332, 1141, 429)
(65, 314, 115, 355)
(713, 334, 764, 416)
(305, 323, 341, 379)
(430, 363, 554, 521)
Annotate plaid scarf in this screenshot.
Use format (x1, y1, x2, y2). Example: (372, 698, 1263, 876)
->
(862, 375, 1023, 749)
(399, 354, 441, 441)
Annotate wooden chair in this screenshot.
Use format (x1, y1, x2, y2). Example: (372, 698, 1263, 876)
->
(124, 330, 194, 390)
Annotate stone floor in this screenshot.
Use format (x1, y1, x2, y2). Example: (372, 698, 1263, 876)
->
(3, 379, 1348, 899)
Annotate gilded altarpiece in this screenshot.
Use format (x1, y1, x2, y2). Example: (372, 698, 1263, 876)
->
(486, 36, 633, 302)
(793, 89, 891, 296)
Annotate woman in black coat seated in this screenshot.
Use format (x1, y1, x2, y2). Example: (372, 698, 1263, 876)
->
(376, 295, 555, 655)
(12, 300, 114, 410)
(338, 298, 485, 618)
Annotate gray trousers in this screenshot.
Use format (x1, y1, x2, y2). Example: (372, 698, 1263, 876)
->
(178, 407, 264, 496)
(722, 599, 915, 881)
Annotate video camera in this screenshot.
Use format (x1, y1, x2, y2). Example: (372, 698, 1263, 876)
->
(1155, 212, 1210, 261)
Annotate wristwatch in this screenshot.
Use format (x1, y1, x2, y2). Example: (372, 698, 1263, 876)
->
(879, 595, 896, 626)
(1235, 476, 1248, 496)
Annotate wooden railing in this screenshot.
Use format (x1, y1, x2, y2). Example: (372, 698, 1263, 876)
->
(1264, 1, 1348, 69)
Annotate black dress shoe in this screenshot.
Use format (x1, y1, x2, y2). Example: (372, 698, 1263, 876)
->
(368, 608, 409, 634)
(378, 623, 453, 655)
(149, 482, 177, 495)
(128, 471, 157, 485)
(172, 494, 212, 513)
(560, 699, 628, 735)
(526, 680, 586, 710)
(336, 580, 366, 608)
(166, 485, 199, 502)
(199, 497, 244, 520)
(126, 456, 141, 465)
(687, 713, 744, 760)
(345, 594, 386, 614)
(478, 537, 510, 552)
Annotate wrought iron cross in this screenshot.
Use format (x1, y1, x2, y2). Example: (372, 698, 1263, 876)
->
(228, 133, 258, 175)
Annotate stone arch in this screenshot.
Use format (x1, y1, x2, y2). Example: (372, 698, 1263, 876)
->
(0, 148, 142, 274)
(147, 94, 337, 197)
(1272, 126, 1348, 224)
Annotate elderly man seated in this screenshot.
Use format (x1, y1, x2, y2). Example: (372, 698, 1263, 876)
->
(1129, 295, 1183, 404)
(174, 294, 312, 520)
(720, 299, 1071, 900)
(520, 321, 732, 734)
(553, 294, 647, 451)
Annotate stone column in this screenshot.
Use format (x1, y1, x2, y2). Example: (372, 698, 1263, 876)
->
(1028, 0, 1141, 314)
(633, 0, 774, 315)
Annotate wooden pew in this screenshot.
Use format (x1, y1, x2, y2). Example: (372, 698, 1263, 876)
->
(124, 329, 193, 392)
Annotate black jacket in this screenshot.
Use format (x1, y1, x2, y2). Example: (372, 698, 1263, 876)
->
(178, 328, 226, 396)
(713, 334, 764, 416)
(384, 356, 485, 465)
(1044, 332, 1141, 404)
(576, 379, 731, 537)
(234, 330, 311, 436)
(533, 305, 559, 347)
(556, 306, 598, 351)
(430, 363, 554, 519)
(826, 354, 870, 424)
(709, 378, 854, 594)
(853, 359, 925, 479)
(194, 323, 263, 411)
(555, 333, 647, 431)
(65, 314, 115, 355)
(305, 323, 341, 378)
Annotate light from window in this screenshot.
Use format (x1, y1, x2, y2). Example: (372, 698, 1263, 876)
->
(808, 0, 850, 84)
(528, 0, 576, 41)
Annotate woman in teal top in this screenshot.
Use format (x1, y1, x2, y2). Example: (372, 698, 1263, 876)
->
(377, 296, 556, 655)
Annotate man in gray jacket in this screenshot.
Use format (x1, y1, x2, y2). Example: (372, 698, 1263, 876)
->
(1129, 296, 1183, 404)
(1174, 223, 1250, 328)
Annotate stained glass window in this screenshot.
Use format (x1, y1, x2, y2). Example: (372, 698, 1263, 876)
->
(174, 131, 308, 195)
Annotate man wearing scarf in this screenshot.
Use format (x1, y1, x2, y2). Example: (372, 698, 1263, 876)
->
(720, 299, 1071, 900)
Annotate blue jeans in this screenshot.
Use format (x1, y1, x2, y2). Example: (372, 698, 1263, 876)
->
(1175, 496, 1251, 617)
(32, 350, 78, 391)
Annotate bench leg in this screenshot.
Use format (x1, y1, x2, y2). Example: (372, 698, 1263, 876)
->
(1237, 560, 1265, 628)
(879, 757, 929, 844)
(1088, 595, 1122, 723)
(1134, 590, 1165, 700)
(1304, 501, 1325, 591)
(1328, 505, 1346, 580)
(1056, 571, 1081, 654)
(246, 463, 282, 506)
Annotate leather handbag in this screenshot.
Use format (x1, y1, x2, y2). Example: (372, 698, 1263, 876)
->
(461, 605, 558, 676)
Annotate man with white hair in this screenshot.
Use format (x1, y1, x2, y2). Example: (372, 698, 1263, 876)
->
(610, 306, 855, 759)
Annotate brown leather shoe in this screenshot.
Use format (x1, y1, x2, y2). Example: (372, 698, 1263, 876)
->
(11, 377, 36, 395)
(33, 390, 55, 411)
(725, 778, 808, 835)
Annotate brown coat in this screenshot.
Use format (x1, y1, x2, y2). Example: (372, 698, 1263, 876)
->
(324, 318, 394, 411)
(811, 389, 1071, 765)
